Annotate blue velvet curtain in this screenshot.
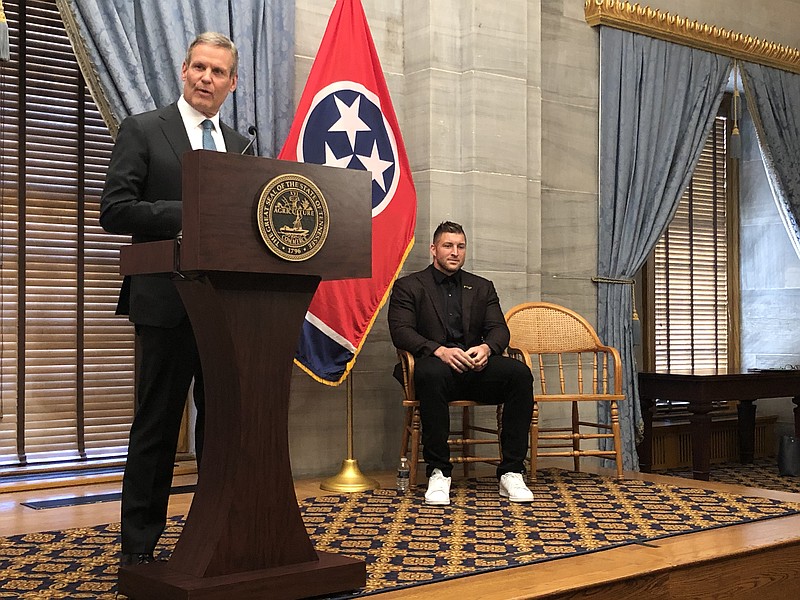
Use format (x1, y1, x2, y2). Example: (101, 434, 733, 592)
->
(598, 27, 732, 470)
(740, 62, 800, 259)
(55, 0, 294, 157)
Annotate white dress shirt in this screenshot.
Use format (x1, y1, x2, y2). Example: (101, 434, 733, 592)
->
(177, 95, 227, 152)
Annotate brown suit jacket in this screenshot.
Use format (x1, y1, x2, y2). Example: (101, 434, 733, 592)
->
(387, 264, 510, 359)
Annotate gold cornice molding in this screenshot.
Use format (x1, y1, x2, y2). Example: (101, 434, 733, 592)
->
(584, 0, 800, 74)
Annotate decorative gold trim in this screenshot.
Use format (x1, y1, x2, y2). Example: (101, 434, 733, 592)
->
(585, 0, 800, 74)
(55, 0, 121, 138)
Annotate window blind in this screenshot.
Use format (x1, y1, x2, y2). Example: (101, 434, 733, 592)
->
(0, 0, 134, 468)
(653, 115, 729, 374)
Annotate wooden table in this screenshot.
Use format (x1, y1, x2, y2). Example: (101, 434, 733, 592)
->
(638, 370, 800, 480)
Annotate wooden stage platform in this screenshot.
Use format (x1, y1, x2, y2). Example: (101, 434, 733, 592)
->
(377, 467, 800, 600)
(1, 462, 799, 600)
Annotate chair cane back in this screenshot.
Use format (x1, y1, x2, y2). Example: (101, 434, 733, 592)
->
(504, 302, 624, 479)
(396, 349, 502, 489)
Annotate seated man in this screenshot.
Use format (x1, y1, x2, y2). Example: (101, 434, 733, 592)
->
(388, 221, 534, 505)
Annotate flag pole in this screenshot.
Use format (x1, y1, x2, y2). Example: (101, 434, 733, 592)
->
(320, 371, 380, 492)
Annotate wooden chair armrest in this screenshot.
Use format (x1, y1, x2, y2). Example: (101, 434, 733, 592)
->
(506, 345, 533, 372)
(396, 349, 416, 400)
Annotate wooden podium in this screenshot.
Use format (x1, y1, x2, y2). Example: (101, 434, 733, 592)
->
(117, 151, 372, 600)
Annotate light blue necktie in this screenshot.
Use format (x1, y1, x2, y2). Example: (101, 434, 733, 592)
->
(201, 119, 217, 150)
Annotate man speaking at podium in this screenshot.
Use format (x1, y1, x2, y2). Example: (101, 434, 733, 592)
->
(99, 32, 251, 567)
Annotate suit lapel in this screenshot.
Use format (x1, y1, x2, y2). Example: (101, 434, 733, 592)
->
(159, 103, 245, 157)
(158, 103, 191, 161)
(221, 124, 245, 154)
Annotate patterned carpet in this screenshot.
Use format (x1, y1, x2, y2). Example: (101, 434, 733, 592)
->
(664, 457, 800, 493)
(1, 467, 799, 599)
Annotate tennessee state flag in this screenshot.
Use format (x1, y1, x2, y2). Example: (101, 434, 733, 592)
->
(279, 0, 416, 385)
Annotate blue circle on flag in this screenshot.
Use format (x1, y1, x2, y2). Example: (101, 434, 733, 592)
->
(300, 88, 397, 213)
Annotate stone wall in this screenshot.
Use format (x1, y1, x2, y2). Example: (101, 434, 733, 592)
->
(286, 0, 800, 476)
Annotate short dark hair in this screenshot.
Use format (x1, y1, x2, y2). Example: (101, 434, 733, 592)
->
(432, 221, 466, 244)
(186, 32, 239, 77)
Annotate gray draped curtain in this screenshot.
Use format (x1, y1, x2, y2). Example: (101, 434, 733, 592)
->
(598, 27, 732, 470)
(740, 61, 800, 259)
(55, 0, 294, 157)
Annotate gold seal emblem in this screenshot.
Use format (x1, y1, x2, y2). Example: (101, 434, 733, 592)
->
(256, 174, 330, 261)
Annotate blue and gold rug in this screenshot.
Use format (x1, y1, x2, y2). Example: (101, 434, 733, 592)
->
(1, 468, 799, 599)
(665, 457, 800, 494)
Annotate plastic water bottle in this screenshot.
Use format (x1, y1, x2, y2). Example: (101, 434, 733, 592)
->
(396, 457, 410, 493)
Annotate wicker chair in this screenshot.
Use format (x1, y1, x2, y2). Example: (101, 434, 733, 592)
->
(504, 302, 624, 479)
(396, 349, 502, 489)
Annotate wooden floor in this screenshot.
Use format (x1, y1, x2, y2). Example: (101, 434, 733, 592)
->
(1, 461, 800, 599)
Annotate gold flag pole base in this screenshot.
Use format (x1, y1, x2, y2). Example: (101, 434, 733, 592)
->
(320, 458, 379, 493)
(319, 372, 381, 493)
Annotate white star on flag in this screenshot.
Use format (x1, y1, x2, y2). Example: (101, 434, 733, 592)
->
(324, 142, 352, 168)
(328, 95, 371, 150)
(357, 140, 394, 191)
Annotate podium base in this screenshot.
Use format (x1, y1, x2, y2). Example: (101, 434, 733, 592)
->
(118, 551, 366, 600)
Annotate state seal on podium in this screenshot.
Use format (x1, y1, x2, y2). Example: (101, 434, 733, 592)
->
(256, 173, 330, 261)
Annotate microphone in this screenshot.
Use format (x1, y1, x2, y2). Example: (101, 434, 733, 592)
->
(241, 125, 257, 155)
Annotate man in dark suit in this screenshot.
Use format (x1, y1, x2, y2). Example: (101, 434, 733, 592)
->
(99, 32, 251, 566)
(388, 221, 534, 505)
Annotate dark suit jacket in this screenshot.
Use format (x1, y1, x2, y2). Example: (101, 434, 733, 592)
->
(387, 264, 510, 359)
(99, 102, 249, 327)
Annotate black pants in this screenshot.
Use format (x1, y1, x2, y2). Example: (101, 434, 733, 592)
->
(120, 318, 203, 554)
(414, 354, 533, 478)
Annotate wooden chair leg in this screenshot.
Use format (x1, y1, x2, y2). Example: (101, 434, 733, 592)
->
(462, 406, 471, 478)
(400, 405, 412, 459)
(530, 401, 540, 480)
(572, 402, 581, 472)
(410, 405, 422, 489)
(611, 400, 623, 479)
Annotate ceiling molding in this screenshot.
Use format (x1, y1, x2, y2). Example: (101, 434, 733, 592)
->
(584, 0, 800, 74)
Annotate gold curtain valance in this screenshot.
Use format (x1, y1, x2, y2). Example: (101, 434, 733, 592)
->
(584, 0, 800, 74)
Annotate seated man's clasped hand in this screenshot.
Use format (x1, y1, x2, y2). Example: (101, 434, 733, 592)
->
(433, 343, 491, 373)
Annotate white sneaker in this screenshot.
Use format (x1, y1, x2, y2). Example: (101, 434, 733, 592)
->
(499, 472, 534, 502)
(424, 468, 451, 505)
